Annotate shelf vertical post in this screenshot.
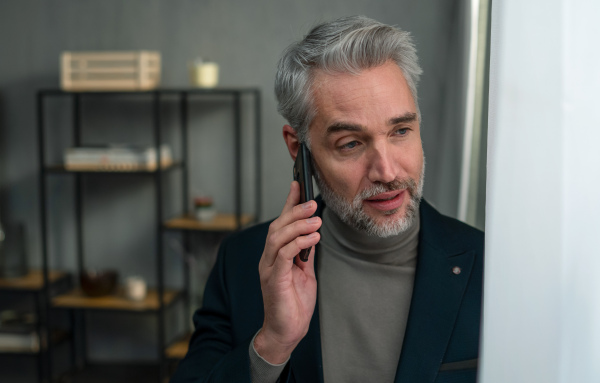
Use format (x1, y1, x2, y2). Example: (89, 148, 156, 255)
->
(233, 92, 242, 230)
(33, 292, 44, 383)
(68, 307, 77, 371)
(37, 91, 52, 383)
(74, 94, 85, 275)
(73, 93, 88, 368)
(254, 90, 262, 222)
(154, 91, 166, 382)
(180, 92, 191, 324)
(181, 92, 189, 216)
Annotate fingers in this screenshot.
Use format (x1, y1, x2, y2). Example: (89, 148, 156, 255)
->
(269, 199, 318, 237)
(271, 182, 317, 232)
(260, 180, 320, 271)
(280, 181, 301, 216)
(272, 232, 320, 276)
(263, 216, 321, 267)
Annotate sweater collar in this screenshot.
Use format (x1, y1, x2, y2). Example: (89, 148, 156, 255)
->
(319, 201, 420, 265)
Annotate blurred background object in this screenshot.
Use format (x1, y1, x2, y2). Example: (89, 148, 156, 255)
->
(0, 310, 39, 353)
(0, 223, 28, 279)
(0, 211, 5, 269)
(61, 51, 161, 92)
(193, 195, 216, 222)
(0, 211, 4, 242)
(457, 0, 490, 228)
(124, 276, 147, 301)
(189, 58, 219, 88)
(64, 144, 173, 171)
(79, 269, 118, 297)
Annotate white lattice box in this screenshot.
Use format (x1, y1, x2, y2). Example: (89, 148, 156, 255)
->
(61, 51, 161, 91)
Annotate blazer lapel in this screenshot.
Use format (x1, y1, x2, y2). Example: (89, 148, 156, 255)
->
(394, 201, 476, 383)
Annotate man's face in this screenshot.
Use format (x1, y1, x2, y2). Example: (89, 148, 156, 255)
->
(307, 61, 425, 237)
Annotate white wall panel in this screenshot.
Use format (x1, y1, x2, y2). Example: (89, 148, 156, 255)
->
(481, 0, 600, 381)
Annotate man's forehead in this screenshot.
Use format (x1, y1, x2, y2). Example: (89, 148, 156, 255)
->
(306, 62, 418, 139)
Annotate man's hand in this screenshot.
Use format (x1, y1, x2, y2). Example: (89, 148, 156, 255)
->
(254, 181, 322, 364)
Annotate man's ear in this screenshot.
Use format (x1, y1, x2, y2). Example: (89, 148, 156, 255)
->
(283, 124, 300, 161)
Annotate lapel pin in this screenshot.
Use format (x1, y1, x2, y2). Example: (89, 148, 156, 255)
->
(452, 266, 462, 275)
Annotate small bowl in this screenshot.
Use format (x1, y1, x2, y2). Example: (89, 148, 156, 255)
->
(80, 269, 118, 297)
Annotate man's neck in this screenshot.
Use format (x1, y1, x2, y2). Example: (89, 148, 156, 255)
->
(319, 205, 420, 265)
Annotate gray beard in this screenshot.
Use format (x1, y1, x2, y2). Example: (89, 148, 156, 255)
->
(313, 163, 425, 238)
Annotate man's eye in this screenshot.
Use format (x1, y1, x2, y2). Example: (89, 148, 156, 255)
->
(395, 128, 409, 136)
(340, 141, 359, 150)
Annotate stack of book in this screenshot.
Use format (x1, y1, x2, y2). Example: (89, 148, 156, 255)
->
(64, 145, 173, 171)
(0, 311, 39, 352)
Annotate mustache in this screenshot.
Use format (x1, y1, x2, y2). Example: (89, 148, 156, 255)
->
(356, 178, 418, 200)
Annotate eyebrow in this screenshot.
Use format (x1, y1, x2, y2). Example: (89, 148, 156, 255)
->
(325, 112, 418, 136)
(389, 112, 417, 125)
(325, 122, 364, 135)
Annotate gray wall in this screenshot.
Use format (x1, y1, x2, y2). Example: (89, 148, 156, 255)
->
(0, 0, 467, 367)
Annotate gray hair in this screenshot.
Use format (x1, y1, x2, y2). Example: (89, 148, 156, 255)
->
(275, 16, 423, 144)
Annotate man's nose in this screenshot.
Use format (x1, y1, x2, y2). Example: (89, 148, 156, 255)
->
(366, 143, 398, 184)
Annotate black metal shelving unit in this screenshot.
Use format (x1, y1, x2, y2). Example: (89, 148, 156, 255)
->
(36, 87, 261, 383)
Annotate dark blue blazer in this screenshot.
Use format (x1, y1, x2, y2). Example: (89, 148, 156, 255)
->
(171, 199, 484, 383)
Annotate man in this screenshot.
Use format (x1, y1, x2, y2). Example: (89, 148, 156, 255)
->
(172, 16, 483, 383)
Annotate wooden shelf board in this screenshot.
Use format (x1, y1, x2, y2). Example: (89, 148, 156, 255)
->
(165, 333, 191, 359)
(52, 288, 179, 311)
(0, 270, 68, 291)
(164, 213, 254, 231)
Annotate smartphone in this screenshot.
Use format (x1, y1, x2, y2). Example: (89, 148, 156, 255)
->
(293, 143, 315, 262)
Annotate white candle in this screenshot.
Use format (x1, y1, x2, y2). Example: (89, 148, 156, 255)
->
(190, 62, 219, 88)
(125, 276, 147, 301)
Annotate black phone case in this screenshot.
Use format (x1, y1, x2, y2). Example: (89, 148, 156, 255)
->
(293, 144, 315, 262)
